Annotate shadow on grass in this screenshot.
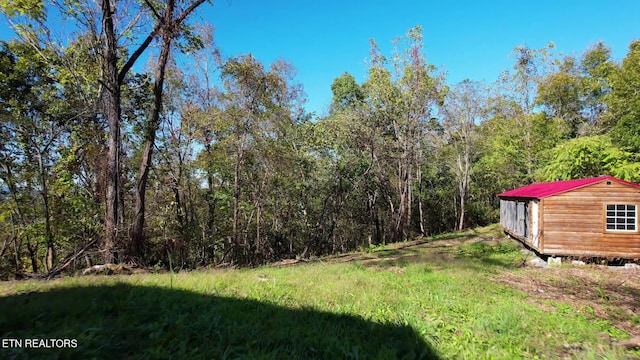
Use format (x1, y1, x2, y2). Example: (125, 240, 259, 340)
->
(0, 283, 439, 359)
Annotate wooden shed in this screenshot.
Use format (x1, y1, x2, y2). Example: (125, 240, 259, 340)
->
(498, 176, 640, 259)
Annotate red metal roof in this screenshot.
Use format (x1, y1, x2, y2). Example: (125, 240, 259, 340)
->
(497, 176, 640, 199)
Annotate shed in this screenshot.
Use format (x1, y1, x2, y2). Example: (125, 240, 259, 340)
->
(498, 176, 640, 259)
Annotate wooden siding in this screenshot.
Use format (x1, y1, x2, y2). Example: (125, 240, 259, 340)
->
(501, 200, 524, 238)
(541, 181, 640, 258)
(531, 200, 540, 248)
(501, 199, 536, 249)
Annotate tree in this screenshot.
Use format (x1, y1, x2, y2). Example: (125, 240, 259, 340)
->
(540, 135, 640, 182)
(0, 40, 62, 271)
(608, 41, 640, 156)
(130, 0, 208, 261)
(192, 54, 308, 264)
(1, 0, 209, 263)
(580, 42, 613, 131)
(322, 26, 446, 244)
(536, 56, 584, 137)
(330, 72, 364, 114)
(441, 80, 486, 231)
(497, 43, 556, 181)
(536, 42, 614, 137)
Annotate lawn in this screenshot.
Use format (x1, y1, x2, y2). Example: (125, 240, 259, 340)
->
(1, 225, 638, 359)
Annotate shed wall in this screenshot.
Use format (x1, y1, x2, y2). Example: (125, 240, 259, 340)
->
(542, 181, 640, 258)
(501, 199, 534, 247)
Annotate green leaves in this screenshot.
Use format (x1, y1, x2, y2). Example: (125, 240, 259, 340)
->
(539, 135, 639, 182)
(0, 0, 45, 22)
(608, 41, 640, 154)
(329, 72, 364, 114)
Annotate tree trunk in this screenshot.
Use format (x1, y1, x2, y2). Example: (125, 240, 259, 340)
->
(255, 200, 261, 254)
(131, 13, 174, 258)
(12, 232, 20, 273)
(457, 143, 471, 232)
(207, 172, 216, 237)
(36, 149, 54, 271)
(102, 0, 121, 264)
(232, 144, 241, 262)
(205, 145, 216, 262)
(417, 166, 426, 236)
(26, 238, 38, 273)
(1, 165, 28, 271)
(406, 162, 413, 236)
(458, 194, 465, 232)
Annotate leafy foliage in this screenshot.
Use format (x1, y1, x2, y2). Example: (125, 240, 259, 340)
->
(608, 41, 640, 155)
(540, 136, 640, 182)
(0, 14, 639, 275)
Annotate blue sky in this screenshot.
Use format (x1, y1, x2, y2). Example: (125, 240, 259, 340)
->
(2, 0, 639, 116)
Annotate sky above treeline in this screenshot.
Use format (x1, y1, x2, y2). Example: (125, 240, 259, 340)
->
(1, 0, 639, 116)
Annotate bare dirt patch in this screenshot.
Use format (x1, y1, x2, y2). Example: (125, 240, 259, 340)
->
(496, 266, 640, 339)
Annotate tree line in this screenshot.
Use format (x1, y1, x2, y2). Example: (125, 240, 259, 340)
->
(1, 1, 639, 277)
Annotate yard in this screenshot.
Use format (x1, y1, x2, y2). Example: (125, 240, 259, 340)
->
(0, 225, 638, 359)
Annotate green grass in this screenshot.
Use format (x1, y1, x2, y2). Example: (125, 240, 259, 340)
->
(0, 225, 634, 359)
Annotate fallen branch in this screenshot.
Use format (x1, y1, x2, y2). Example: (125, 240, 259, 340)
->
(46, 238, 99, 280)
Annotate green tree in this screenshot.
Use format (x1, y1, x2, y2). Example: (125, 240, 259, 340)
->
(330, 72, 364, 114)
(536, 56, 584, 137)
(580, 42, 613, 131)
(130, 0, 209, 260)
(536, 42, 614, 137)
(191, 54, 308, 265)
(2, 0, 210, 264)
(441, 80, 486, 231)
(0, 40, 61, 272)
(608, 41, 640, 156)
(540, 135, 640, 182)
(322, 26, 446, 244)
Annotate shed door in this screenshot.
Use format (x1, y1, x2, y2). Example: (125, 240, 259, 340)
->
(531, 200, 539, 247)
(517, 201, 528, 238)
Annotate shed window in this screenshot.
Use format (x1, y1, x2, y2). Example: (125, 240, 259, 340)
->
(606, 204, 637, 231)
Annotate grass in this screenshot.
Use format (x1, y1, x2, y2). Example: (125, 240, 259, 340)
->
(0, 224, 638, 359)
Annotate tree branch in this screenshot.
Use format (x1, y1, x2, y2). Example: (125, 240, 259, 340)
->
(175, 0, 208, 25)
(142, 0, 163, 22)
(46, 238, 99, 279)
(118, 22, 162, 84)
(118, 0, 207, 84)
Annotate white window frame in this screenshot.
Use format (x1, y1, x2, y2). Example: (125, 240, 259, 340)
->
(605, 204, 637, 232)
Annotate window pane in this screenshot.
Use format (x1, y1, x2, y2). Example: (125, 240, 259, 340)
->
(605, 204, 638, 231)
